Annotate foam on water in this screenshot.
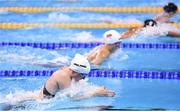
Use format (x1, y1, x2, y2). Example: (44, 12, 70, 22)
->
(49, 13, 75, 22)
(110, 48, 129, 62)
(126, 23, 179, 42)
(4, 90, 39, 105)
(99, 16, 142, 24)
(72, 31, 102, 43)
(55, 78, 102, 100)
(0, 49, 70, 68)
(0, 78, 112, 110)
(48, 11, 143, 24)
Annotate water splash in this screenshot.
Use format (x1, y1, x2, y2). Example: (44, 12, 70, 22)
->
(56, 78, 101, 99)
(0, 50, 70, 68)
(1, 90, 39, 105)
(110, 49, 129, 62)
(99, 16, 142, 24)
(126, 23, 179, 42)
(49, 13, 74, 22)
(0, 78, 114, 110)
(72, 31, 102, 43)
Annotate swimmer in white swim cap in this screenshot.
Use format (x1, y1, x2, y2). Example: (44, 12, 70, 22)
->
(70, 53, 90, 77)
(103, 30, 122, 44)
(39, 53, 115, 99)
(86, 17, 180, 65)
(86, 30, 122, 65)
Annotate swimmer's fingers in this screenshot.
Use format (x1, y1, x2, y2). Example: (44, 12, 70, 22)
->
(96, 87, 115, 97)
(102, 88, 115, 97)
(106, 91, 115, 97)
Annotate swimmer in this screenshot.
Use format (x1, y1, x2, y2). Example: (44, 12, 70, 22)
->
(154, 2, 178, 23)
(120, 19, 180, 38)
(85, 30, 122, 65)
(86, 19, 180, 65)
(39, 54, 115, 99)
(102, 2, 178, 24)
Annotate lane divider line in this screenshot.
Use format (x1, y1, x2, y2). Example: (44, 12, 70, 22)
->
(0, 70, 179, 80)
(0, 42, 179, 49)
(0, 7, 180, 13)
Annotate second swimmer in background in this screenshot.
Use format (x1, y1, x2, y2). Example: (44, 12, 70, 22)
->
(86, 30, 122, 65)
(154, 2, 178, 23)
(86, 18, 180, 66)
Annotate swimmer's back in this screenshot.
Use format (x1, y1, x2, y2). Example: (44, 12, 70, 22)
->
(45, 68, 71, 95)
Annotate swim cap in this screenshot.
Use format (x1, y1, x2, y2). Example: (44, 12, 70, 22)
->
(163, 2, 178, 13)
(144, 19, 157, 27)
(103, 30, 122, 44)
(70, 54, 90, 74)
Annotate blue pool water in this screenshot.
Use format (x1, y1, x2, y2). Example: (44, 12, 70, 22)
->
(0, 0, 180, 110)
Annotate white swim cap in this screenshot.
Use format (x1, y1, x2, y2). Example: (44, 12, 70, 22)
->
(103, 30, 122, 44)
(70, 54, 91, 74)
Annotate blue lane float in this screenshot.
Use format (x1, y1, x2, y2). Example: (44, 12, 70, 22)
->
(0, 70, 179, 80)
(0, 42, 180, 49)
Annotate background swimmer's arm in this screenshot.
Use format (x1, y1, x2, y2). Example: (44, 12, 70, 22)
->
(72, 87, 115, 100)
(91, 50, 110, 65)
(121, 27, 141, 39)
(154, 13, 175, 23)
(167, 31, 180, 37)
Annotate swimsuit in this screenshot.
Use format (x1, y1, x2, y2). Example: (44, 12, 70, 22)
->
(43, 86, 55, 99)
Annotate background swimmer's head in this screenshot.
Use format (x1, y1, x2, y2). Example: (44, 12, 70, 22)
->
(163, 2, 178, 14)
(144, 19, 157, 27)
(103, 30, 122, 44)
(70, 54, 91, 77)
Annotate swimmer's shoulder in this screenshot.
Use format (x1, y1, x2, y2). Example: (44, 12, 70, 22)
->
(100, 46, 111, 57)
(52, 67, 66, 78)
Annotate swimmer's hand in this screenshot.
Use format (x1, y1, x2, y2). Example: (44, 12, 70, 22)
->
(72, 87, 115, 101)
(94, 87, 115, 97)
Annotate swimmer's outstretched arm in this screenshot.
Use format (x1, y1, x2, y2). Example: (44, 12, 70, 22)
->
(73, 86, 115, 100)
(91, 55, 106, 65)
(91, 50, 110, 65)
(167, 31, 180, 37)
(121, 27, 141, 39)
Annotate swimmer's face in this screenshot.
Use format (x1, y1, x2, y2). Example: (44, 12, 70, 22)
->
(73, 71, 86, 81)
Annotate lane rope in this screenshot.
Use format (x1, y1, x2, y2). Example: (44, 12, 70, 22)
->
(0, 7, 180, 13)
(0, 23, 142, 28)
(0, 70, 179, 80)
(0, 42, 179, 49)
(0, 23, 180, 29)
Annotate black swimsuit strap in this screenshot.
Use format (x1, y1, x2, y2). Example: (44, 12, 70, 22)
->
(43, 86, 55, 98)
